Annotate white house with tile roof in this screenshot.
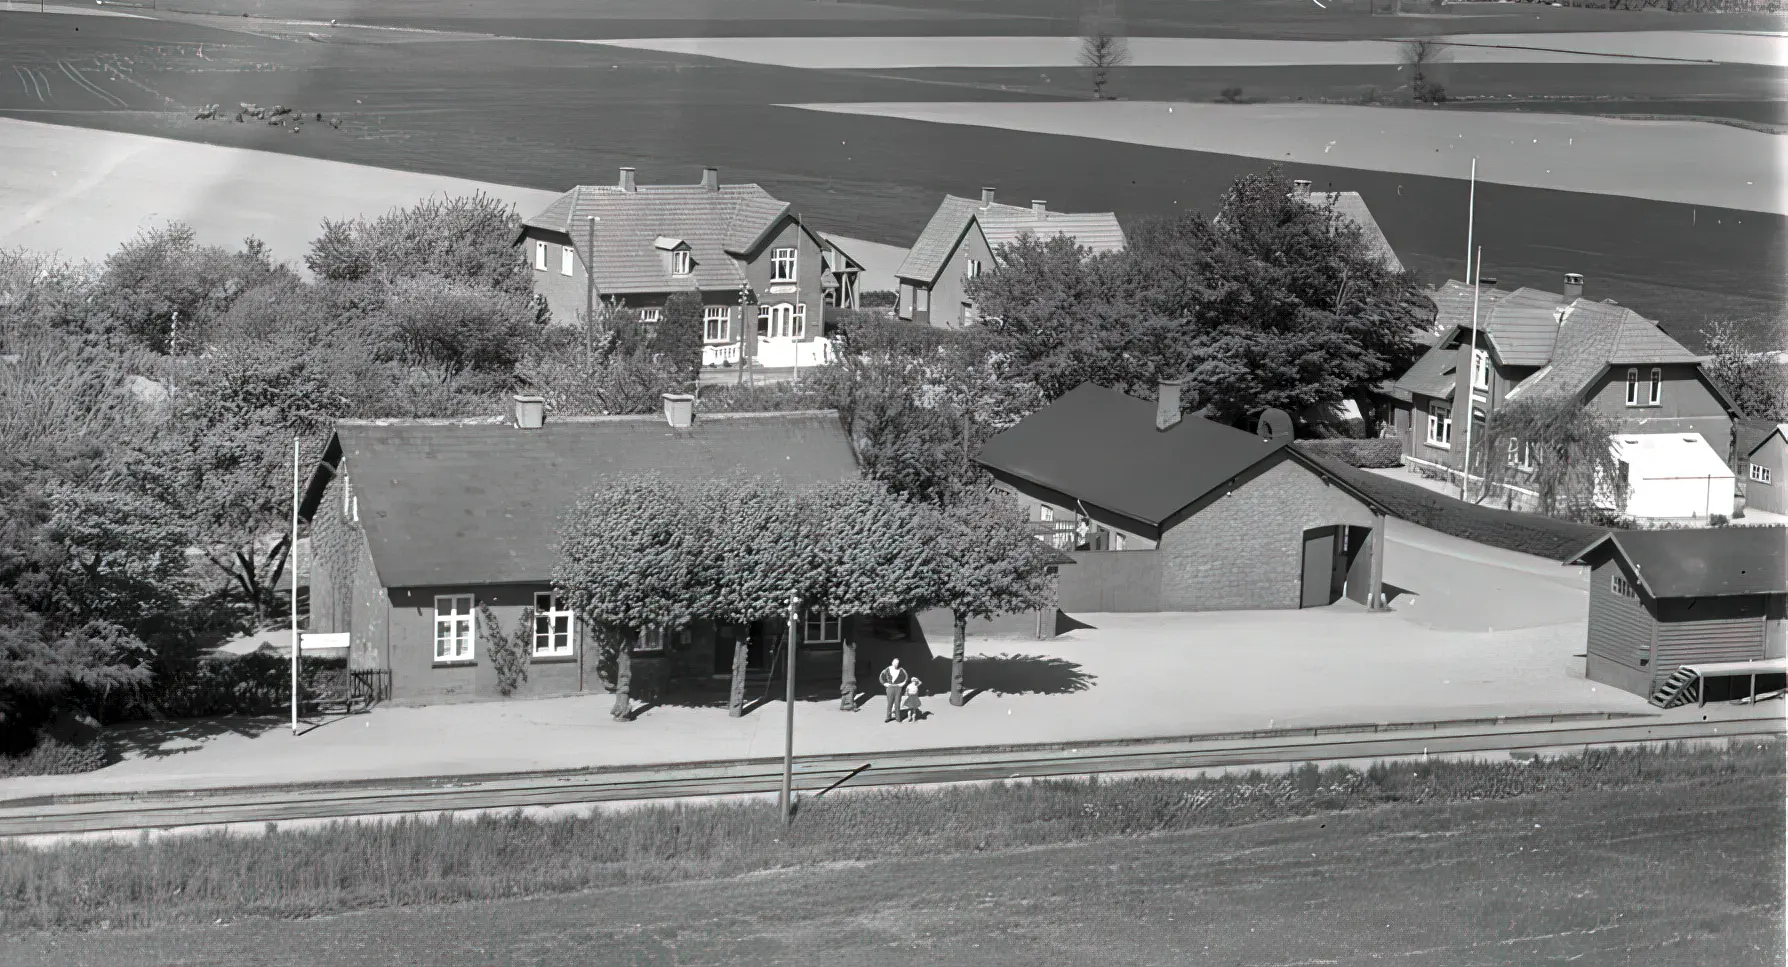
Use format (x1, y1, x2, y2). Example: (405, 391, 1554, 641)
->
(1380, 273, 1741, 518)
(517, 167, 864, 369)
(895, 188, 1125, 329)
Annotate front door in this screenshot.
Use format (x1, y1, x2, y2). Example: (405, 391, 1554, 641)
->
(1301, 526, 1340, 608)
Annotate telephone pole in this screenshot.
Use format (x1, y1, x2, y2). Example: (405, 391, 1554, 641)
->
(780, 593, 800, 825)
(584, 216, 598, 364)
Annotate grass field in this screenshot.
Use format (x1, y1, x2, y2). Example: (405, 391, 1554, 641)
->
(0, 6, 1781, 346)
(0, 742, 1780, 964)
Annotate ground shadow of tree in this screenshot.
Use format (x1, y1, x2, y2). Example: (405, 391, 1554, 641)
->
(920, 653, 1097, 703)
(101, 716, 290, 762)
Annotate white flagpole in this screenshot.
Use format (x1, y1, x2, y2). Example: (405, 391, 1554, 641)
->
(1463, 246, 1483, 505)
(291, 436, 300, 735)
(1459, 158, 1477, 500)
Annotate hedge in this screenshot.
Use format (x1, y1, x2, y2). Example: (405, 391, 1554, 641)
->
(1296, 438, 1403, 469)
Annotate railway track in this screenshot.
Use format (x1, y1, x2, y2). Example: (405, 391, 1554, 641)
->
(1, 710, 1778, 838)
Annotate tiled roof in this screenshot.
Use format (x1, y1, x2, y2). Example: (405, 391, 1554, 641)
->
(1307, 192, 1403, 273)
(522, 183, 792, 296)
(1567, 526, 1787, 599)
(1609, 311, 1702, 365)
(1505, 301, 1701, 402)
(1393, 343, 1458, 400)
(896, 195, 1126, 285)
(307, 411, 859, 588)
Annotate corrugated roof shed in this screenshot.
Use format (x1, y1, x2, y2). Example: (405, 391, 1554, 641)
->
(521, 181, 797, 296)
(321, 411, 859, 588)
(1567, 526, 1787, 598)
(896, 194, 1125, 285)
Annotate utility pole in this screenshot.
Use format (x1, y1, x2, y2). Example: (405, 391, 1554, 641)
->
(1459, 158, 1477, 501)
(1463, 246, 1483, 505)
(736, 283, 756, 387)
(584, 216, 598, 365)
(780, 592, 800, 825)
(290, 437, 300, 735)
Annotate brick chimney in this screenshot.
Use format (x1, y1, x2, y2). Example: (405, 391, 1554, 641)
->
(980, 186, 996, 206)
(1031, 200, 1047, 215)
(1156, 377, 1184, 431)
(618, 167, 637, 192)
(700, 167, 719, 191)
(662, 393, 695, 429)
(513, 395, 545, 429)
(1562, 272, 1584, 304)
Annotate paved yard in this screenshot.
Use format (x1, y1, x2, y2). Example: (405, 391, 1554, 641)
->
(0, 520, 1660, 800)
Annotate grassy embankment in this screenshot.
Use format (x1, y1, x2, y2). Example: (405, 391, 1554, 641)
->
(1, 739, 1779, 935)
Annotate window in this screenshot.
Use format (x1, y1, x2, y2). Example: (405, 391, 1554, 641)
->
(1648, 368, 1662, 406)
(771, 247, 797, 283)
(638, 307, 661, 326)
(1471, 349, 1491, 392)
(434, 595, 474, 662)
(964, 258, 982, 281)
(1426, 403, 1452, 448)
(534, 241, 548, 271)
(703, 305, 731, 343)
(532, 592, 574, 657)
(1506, 438, 1534, 471)
(341, 472, 358, 522)
(763, 303, 801, 338)
(804, 606, 842, 644)
(671, 249, 693, 277)
(916, 287, 930, 313)
(560, 245, 575, 276)
(1625, 368, 1640, 406)
(637, 627, 665, 652)
(1752, 463, 1774, 485)
(1111, 533, 1128, 551)
(1611, 574, 1638, 599)
(793, 303, 807, 339)
(757, 305, 771, 337)
(1039, 506, 1055, 522)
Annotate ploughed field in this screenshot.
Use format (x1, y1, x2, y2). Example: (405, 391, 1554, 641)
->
(0, 6, 1782, 345)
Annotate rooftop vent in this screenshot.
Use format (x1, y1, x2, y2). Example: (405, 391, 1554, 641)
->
(618, 167, 637, 192)
(980, 186, 996, 205)
(700, 167, 719, 191)
(1563, 272, 1584, 303)
(1156, 377, 1185, 431)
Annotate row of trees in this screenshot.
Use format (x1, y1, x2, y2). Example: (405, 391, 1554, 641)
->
(557, 477, 1058, 719)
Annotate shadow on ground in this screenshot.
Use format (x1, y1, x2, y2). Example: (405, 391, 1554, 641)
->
(101, 716, 287, 762)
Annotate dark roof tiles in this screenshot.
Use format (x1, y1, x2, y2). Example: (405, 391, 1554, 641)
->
(897, 195, 1125, 285)
(1569, 526, 1787, 598)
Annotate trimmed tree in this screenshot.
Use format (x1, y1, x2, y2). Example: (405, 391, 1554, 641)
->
(1474, 395, 1626, 522)
(556, 475, 719, 721)
(925, 495, 1060, 707)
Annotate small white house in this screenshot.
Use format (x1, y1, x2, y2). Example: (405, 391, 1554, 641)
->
(1608, 433, 1736, 520)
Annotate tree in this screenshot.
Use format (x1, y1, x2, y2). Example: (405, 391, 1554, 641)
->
(1702, 316, 1788, 422)
(1474, 395, 1626, 521)
(517, 329, 689, 417)
(924, 495, 1059, 707)
(0, 611, 150, 755)
(1078, 2, 1131, 100)
(372, 275, 540, 382)
(88, 224, 288, 353)
(652, 292, 706, 380)
(306, 193, 534, 299)
(1400, 39, 1449, 103)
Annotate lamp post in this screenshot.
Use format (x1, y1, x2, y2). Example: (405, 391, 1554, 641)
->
(736, 282, 757, 387)
(780, 593, 801, 825)
(290, 437, 300, 735)
(584, 216, 600, 365)
(1459, 159, 1477, 501)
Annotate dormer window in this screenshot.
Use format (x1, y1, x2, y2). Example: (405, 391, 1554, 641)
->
(771, 247, 797, 283)
(672, 250, 693, 276)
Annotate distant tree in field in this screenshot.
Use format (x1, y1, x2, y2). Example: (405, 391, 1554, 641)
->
(652, 292, 706, 380)
(305, 193, 534, 300)
(1702, 316, 1788, 422)
(1400, 39, 1449, 103)
(1078, 2, 1131, 99)
(924, 495, 1059, 707)
(90, 224, 288, 353)
(1474, 395, 1626, 521)
(556, 475, 721, 721)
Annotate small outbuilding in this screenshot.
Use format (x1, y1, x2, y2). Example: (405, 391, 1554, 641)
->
(1566, 526, 1787, 704)
(1608, 432, 1735, 521)
(976, 380, 1393, 613)
(1739, 422, 1787, 516)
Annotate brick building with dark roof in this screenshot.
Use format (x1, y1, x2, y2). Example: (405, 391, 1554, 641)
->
(895, 187, 1125, 330)
(300, 395, 862, 706)
(977, 380, 1393, 614)
(517, 167, 864, 369)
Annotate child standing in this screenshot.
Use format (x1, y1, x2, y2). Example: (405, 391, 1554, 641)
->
(900, 679, 923, 722)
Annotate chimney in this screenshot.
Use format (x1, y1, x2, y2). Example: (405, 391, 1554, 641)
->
(1156, 377, 1185, 432)
(618, 167, 637, 192)
(1562, 272, 1584, 304)
(980, 186, 996, 206)
(1031, 200, 1047, 215)
(1477, 277, 1498, 287)
(700, 167, 719, 191)
(513, 395, 545, 429)
(1292, 179, 1313, 195)
(662, 393, 695, 429)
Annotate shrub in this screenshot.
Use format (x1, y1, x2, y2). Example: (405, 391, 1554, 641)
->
(94, 653, 345, 722)
(1218, 86, 1245, 103)
(859, 290, 898, 309)
(829, 312, 987, 358)
(1297, 438, 1403, 469)
(0, 736, 110, 778)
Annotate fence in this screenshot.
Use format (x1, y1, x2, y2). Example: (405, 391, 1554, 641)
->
(348, 668, 391, 709)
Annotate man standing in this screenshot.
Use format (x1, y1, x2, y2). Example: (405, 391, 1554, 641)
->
(878, 658, 909, 723)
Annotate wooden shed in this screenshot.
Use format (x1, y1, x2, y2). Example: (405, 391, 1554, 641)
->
(1566, 526, 1787, 705)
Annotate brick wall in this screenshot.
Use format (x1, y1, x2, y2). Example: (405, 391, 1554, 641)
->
(384, 584, 595, 706)
(1154, 454, 1376, 611)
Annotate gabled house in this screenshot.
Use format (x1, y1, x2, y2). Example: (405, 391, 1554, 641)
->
(895, 188, 1125, 329)
(1288, 179, 1404, 273)
(976, 379, 1393, 614)
(1382, 273, 1741, 518)
(300, 394, 862, 706)
(1566, 526, 1786, 702)
(1739, 421, 1788, 515)
(517, 167, 864, 369)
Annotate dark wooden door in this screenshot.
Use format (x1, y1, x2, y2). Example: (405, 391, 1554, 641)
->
(1301, 526, 1339, 608)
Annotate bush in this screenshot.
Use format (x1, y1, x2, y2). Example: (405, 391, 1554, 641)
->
(829, 311, 987, 358)
(1297, 438, 1403, 469)
(859, 290, 898, 309)
(1218, 86, 1245, 103)
(0, 736, 110, 778)
(94, 653, 345, 722)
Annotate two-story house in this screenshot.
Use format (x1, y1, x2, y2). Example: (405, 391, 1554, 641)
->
(1382, 274, 1741, 519)
(894, 188, 1125, 329)
(516, 167, 864, 369)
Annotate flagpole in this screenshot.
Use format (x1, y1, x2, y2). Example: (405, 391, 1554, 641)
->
(1463, 246, 1483, 505)
(1459, 158, 1477, 500)
(290, 436, 300, 735)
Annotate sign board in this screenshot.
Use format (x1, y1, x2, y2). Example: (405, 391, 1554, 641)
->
(299, 632, 350, 653)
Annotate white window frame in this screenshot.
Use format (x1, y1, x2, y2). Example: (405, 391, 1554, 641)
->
(1648, 367, 1662, 406)
(1471, 348, 1491, 392)
(671, 249, 693, 277)
(804, 606, 842, 644)
(964, 258, 982, 281)
(1625, 368, 1640, 406)
(560, 245, 575, 277)
(638, 307, 662, 325)
(1752, 463, 1773, 485)
(534, 240, 548, 272)
(770, 247, 798, 283)
(532, 592, 575, 657)
(764, 303, 800, 339)
(341, 472, 358, 522)
(434, 594, 474, 663)
(793, 303, 807, 339)
(757, 305, 771, 337)
(1039, 506, 1055, 522)
(637, 626, 666, 652)
(703, 305, 731, 343)
(916, 287, 930, 313)
(1611, 574, 1638, 599)
(1426, 403, 1452, 448)
(1506, 438, 1534, 471)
